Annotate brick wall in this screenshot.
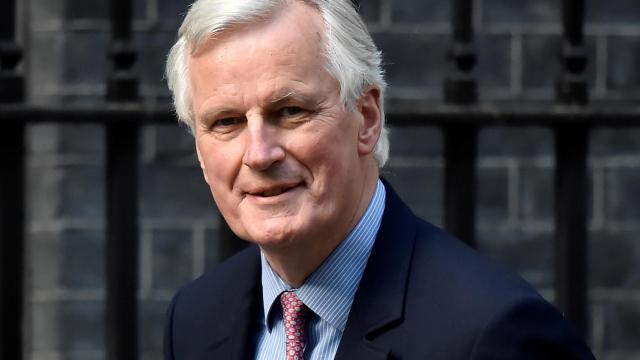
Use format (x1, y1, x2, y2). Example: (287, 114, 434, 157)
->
(23, 0, 640, 359)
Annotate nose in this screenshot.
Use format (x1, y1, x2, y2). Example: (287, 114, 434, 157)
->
(242, 117, 285, 171)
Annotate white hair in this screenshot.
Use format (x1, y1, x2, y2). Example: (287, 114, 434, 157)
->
(166, 0, 390, 166)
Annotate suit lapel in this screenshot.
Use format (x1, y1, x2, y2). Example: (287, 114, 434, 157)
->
(207, 246, 262, 360)
(335, 181, 417, 360)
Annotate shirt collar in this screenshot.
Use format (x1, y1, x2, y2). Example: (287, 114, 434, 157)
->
(260, 179, 386, 333)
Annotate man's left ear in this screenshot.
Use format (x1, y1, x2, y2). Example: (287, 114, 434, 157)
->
(357, 86, 382, 155)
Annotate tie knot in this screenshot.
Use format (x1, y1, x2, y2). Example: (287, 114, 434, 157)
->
(280, 291, 307, 316)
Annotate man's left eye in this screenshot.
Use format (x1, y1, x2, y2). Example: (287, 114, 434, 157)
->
(281, 107, 304, 117)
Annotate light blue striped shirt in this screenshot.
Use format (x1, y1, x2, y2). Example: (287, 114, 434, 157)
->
(255, 180, 386, 360)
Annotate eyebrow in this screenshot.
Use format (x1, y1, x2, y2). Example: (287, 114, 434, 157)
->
(198, 90, 317, 122)
(268, 90, 315, 106)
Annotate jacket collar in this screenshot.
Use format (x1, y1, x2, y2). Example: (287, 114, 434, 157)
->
(334, 179, 417, 360)
(206, 245, 263, 360)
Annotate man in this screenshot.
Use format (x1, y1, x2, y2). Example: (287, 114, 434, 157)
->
(163, 0, 595, 359)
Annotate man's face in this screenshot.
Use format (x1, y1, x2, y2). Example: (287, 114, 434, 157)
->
(188, 2, 380, 252)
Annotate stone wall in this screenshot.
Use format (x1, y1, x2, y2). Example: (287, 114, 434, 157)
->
(23, 0, 640, 359)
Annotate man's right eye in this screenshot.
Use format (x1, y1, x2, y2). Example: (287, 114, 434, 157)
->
(208, 117, 244, 131)
(215, 117, 242, 127)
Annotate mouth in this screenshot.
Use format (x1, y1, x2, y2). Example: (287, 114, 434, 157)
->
(246, 183, 302, 198)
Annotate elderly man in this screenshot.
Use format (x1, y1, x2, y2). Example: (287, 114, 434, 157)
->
(163, 0, 595, 359)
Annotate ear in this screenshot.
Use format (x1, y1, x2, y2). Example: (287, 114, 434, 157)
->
(195, 141, 210, 184)
(356, 86, 382, 156)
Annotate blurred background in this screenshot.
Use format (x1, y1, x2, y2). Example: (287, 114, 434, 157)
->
(4, 0, 640, 359)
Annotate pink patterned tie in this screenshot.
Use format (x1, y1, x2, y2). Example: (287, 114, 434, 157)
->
(280, 291, 308, 360)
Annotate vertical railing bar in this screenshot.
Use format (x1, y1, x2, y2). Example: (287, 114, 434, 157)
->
(443, 0, 478, 247)
(0, 0, 16, 39)
(105, 123, 139, 360)
(556, 0, 588, 104)
(554, 0, 589, 338)
(443, 125, 477, 247)
(0, 0, 25, 358)
(554, 126, 589, 338)
(105, 0, 139, 358)
(0, 125, 26, 360)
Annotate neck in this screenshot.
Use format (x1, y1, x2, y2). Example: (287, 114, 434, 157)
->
(262, 164, 379, 288)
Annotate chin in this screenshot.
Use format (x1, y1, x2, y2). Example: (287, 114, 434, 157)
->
(243, 219, 302, 250)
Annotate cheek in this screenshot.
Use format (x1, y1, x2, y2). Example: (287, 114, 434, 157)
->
(198, 140, 243, 185)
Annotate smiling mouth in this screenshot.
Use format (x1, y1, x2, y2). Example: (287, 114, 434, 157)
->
(248, 184, 300, 198)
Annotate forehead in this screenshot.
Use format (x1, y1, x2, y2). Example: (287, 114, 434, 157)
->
(189, 2, 325, 65)
(187, 2, 333, 110)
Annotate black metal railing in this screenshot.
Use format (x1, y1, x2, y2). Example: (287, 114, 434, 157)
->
(1, 0, 638, 358)
(0, 0, 25, 359)
(105, 0, 140, 359)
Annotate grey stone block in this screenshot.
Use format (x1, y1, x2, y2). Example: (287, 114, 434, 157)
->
(586, 0, 640, 25)
(522, 35, 560, 89)
(140, 164, 215, 219)
(151, 229, 193, 291)
(381, 165, 443, 225)
(476, 34, 511, 90)
(483, 0, 559, 24)
(30, 301, 60, 351)
(607, 36, 640, 92)
(61, 229, 104, 290)
(391, 0, 448, 24)
(28, 231, 62, 292)
(60, 300, 105, 352)
(27, 32, 63, 101)
(62, 32, 109, 85)
(63, 0, 107, 20)
(589, 230, 640, 289)
(63, 0, 146, 20)
(388, 125, 442, 157)
(522, 35, 597, 91)
(134, 31, 176, 91)
(587, 168, 595, 225)
(604, 167, 640, 223)
(477, 165, 509, 225)
(158, 0, 193, 26)
(27, 165, 63, 221)
(29, 0, 64, 22)
(28, 124, 60, 154)
(60, 165, 105, 220)
(477, 229, 554, 290)
(157, 0, 380, 26)
(204, 225, 251, 269)
(591, 129, 640, 157)
(152, 124, 197, 164)
(374, 33, 449, 88)
(478, 127, 553, 157)
(138, 300, 169, 355)
(602, 351, 640, 360)
(359, 0, 382, 24)
(204, 228, 221, 270)
(603, 300, 640, 350)
(58, 124, 105, 155)
(66, 351, 105, 360)
(519, 165, 553, 223)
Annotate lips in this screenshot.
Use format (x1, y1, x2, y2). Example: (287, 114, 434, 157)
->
(246, 183, 301, 198)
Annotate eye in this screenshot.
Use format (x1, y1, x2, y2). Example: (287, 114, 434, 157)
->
(281, 106, 304, 117)
(208, 117, 244, 133)
(219, 117, 241, 126)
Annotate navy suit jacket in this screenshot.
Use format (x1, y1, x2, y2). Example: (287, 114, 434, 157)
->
(164, 183, 595, 359)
